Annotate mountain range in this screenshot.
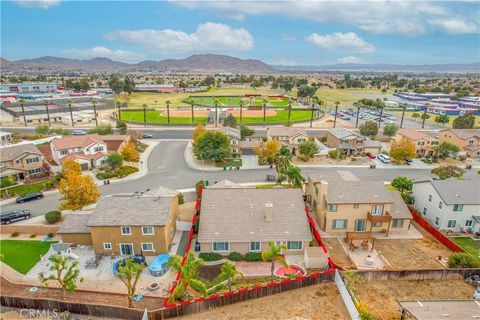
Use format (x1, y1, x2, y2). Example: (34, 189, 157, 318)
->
(1, 54, 479, 73)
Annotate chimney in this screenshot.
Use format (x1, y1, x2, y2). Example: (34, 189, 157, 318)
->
(265, 202, 273, 221)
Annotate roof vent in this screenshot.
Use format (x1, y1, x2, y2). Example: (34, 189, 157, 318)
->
(265, 202, 273, 221)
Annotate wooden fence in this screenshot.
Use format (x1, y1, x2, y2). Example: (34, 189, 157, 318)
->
(355, 268, 480, 281)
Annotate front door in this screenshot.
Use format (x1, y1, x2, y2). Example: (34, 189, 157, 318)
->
(120, 243, 134, 256)
(355, 219, 367, 232)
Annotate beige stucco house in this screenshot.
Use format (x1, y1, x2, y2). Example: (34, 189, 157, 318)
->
(0, 143, 45, 180)
(58, 186, 180, 257)
(266, 127, 308, 153)
(198, 187, 312, 255)
(395, 128, 439, 157)
(439, 129, 480, 158)
(305, 171, 412, 236)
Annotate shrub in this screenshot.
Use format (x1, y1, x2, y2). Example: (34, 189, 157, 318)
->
(29, 234, 37, 238)
(47, 232, 54, 238)
(11, 232, 19, 237)
(178, 193, 185, 205)
(228, 252, 243, 261)
(448, 252, 480, 268)
(245, 252, 262, 261)
(54, 174, 62, 182)
(45, 211, 62, 224)
(351, 157, 357, 162)
(116, 166, 139, 178)
(97, 171, 117, 180)
(44, 180, 54, 189)
(1, 176, 15, 188)
(199, 252, 222, 262)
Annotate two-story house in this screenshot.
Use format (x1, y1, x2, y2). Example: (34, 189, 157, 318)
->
(412, 178, 480, 232)
(439, 129, 480, 158)
(57, 186, 180, 256)
(395, 129, 440, 157)
(50, 134, 109, 170)
(305, 171, 412, 236)
(209, 127, 242, 156)
(0, 143, 45, 180)
(266, 127, 308, 153)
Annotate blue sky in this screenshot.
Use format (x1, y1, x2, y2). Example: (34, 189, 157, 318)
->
(1, 0, 479, 65)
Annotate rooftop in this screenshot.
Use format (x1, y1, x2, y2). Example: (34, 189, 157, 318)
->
(0, 143, 43, 162)
(398, 300, 480, 320)
(415, 179, 480, 205)
(51, 134, 105, 151)
(328, 128, 362, 140)
(389, 190, 413, 219)
(445, 129, 480, 140)
(198, 188, 311, 243)
(267, 127, 307, 138)
(397, 129, 436, 141)
(209, 126, 241, 140)
(325, 180, 393, 204)
(57, 214, 92, 234)
(308, 170, 359, 184)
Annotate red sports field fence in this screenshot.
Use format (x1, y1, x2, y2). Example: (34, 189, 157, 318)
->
(409, 208, 465, 253)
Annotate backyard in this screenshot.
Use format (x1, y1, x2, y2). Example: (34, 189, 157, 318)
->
(322, 238, 356, 270)
(357, 279, 475, 320)
(450, 236, 480, 259)
(0, 240, 56, 274)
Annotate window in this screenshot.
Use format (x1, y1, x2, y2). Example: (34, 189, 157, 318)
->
(453, 204, 464, 212)
(26, 157, 39, 164)
(435, 216, 440, 227)
(94, 146, 103, 152)
(249, 242, 261, 252)
(121, 226, 131, 235)
(60, 150, 68, 155)
(328, 204, 337, 212)
(231, 139, 238, 145)
(141, 243, 154, 251)
(28, 168, 41, 175)
(431, 141, 439, 145)
(371, 205, 384, 215)
(392, 219, 404, 228)
(212, 242, 229, 252)
(422, 207, 427, 216)
(465, 220, 474, 227)
(439, 201, 443, 209)
(468, 139, 475, 145)
(142, 226, 154, 235)
(428, 194, 432, 202)
(353, 203, 359, 209)
(447, 220, 456, 229)
(287, 241, 303, 250)
(103, 243, 112, 250)
(332, 219, 348, 230)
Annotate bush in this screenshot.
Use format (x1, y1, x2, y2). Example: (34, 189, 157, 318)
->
(351, 157, 357, 162)
(29, 234, 37, 238)
(178, 193, 185, 205)
(448, 252, 480, 268)
(1, 176, 15, 188)
(116, 166, 139, 178)
(199, 252, 222, 262)
(11, 232, 19, 237)
(44, 180, 54, 189)
(54, 174, 61, 182)
(228, 252, 243, 261)
(96, 171, 117, 180)
(45, 211, 62, 224)
(47, 232, 54, 238)
(245, 252, 262, 261)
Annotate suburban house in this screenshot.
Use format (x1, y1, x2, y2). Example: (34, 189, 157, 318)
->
(266, 127, 308, 152)
(439, 129, 480, 158)
(326, 128, 382, 155)
(198, 188, 312, 255)
(209, 126, 242, 156)
(0, 143, 45, 180)
(395, 129, 440, 157)
(57, 186, 180, 256)
(305, 171, 412, 236)
(0, 131, 14, 146)
(412, 178, 480, 232)
(50, 134, 130, 169)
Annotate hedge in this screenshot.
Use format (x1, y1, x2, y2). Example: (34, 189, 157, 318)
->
(117, 166, 138, 178)
(228, 252, 243, 261)
(245, 252, 262, 261)
(45, 211, 62, 224)
(199, 252, 222, 262)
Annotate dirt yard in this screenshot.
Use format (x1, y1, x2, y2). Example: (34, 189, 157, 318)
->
(357, 279, 475, 320)
(375, 222, 453, 269)
(179, 282, 350, 320)
(322, 238, 356, 270)
(293, 156, 373, 166)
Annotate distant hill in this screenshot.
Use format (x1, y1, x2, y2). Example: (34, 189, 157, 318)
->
(273, 62, 480, 73)
(1, 54, 273, 73)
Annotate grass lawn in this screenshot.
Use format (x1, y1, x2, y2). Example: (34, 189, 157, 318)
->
(391, 110, 480, 128)
(186, 95, 293, 107)
(121, 110, 207, 124)
(241, 110, 312, 123)
(0, 240, 56, 274)
(450, 237, 480, 258)
(0, 178, 56, 198)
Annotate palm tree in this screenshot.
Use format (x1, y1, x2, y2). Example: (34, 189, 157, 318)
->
(353, 101, 362, 128)
(310, 96, 324, 128)
(274, 146, 293, 176)
(261, 241, 289, 277)
(262, 98, 268, 127)
(166, 100, 171, 126)
(213, 99, 220, 127)
(167, 252, 208, 302)
(219, 262, 242, 292)
(333, 101, 340, 128)
(43, 100, 51, 126)
(142, 103, 147, 127)
(19, 99, 27, 126)
(66, 99, 75, 127)
(277, 164, 304, 188)
(376, 99, 386, 128)
(421, 104, 430, 128)
(239, 99, 244, 124)
(287, 100, 292, 126)
(115, 96, 122, 121)
(399, 103, 407, 128)
(190, 100, 195, 126)
(91, 99, 98, 127)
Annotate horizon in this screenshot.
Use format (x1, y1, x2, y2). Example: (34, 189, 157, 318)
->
(1, 0, 479, 66)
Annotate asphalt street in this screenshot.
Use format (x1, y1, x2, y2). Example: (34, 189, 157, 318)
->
(1, 140, 443, 217)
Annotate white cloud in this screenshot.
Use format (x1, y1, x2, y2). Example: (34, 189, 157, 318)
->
(429, 19, 478, 34)
(15, 0, 61, 9)
(281, 34, 297, 42)
(105, 22, 254, 54)
(306, 32, 375, 53)
(337, 56, 363, 64)
(63, 47, 145, 63)
(174, 1, 477, 36)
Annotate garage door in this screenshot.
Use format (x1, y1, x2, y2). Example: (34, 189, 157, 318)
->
(80, 163, 89, 171)
(242, 148, 255, 155)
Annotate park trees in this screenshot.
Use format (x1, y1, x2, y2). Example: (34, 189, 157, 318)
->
(298, 140, 319, 161)
(437, 141, 460, 159)
(117, 258, 146, 308)
(109, 75, 124, 95)
(194, 131, 231, 162)
(389, 138, 416, 164)
(435, 115, 450, 127)
(254, 140, 281, 165)
(383, 123, 399, 137)
(39, 254, 83, 300)
(421, 112, 430, 128)
(359, 120, 379, 137)
(431, 165, 465, 180)
(452, 114, 475, 129)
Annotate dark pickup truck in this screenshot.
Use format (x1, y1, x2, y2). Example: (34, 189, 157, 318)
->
(1, 210, 32, 224)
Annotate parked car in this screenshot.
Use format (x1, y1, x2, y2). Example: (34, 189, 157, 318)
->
(72, 130, 87, 135)
(1, 210, 32, 224)
(366, 152, 376, 159)
(143, 133, 153, 138)
(15, 192, 43, 203)
(405, 159, 413, 165)
(377, 154, 391, 163)
(342, 116, 351, 120)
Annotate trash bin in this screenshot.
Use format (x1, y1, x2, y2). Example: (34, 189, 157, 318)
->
(223, 166, 227, 171)
(205, 180, 209, 186)
(466, 164, 472, 169)
(370, 164, 376, 169)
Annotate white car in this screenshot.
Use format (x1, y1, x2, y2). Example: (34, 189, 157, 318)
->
(377, 154, 391, 163)
(71, 130, 87, 135)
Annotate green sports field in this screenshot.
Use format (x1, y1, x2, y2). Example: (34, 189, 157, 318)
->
(185, 95, 294, 107)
